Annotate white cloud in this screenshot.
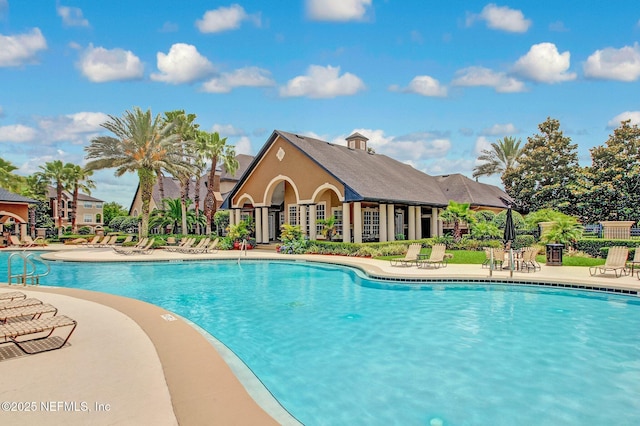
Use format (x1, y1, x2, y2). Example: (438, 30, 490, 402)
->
(512, 42, 576, 83)
(474, 136, 492, 156)
(201, 67, 275, 93)
(481, 123, 518, 136)
(78, 44, 144, 82)
(306, 0, 372, 22)
(280, 65, 365, 98)
(56, 4, 90, 27)
(607, 111, 640, 128)
(38, 112, 109, 144)
(233, 136, 253, 155)
(196, 4, 259, 33)
(467, 4, 531, 33)
(391, 75, 447, 97)
(452, 66, 525, 93)
(0, 28, 47, 67)
(0, 124, 38, 142)
(211, 124, 245, 137)
(151, 43, 215, 84)
(583, 43, 640, 82)
(336, 129, 451, 162)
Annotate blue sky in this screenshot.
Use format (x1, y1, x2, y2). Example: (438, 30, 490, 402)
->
(1, 0, 639, 207)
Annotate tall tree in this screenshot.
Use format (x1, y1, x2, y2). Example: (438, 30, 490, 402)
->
(36, 160, 71, 237)
(439, 200, 476, 242)
(84, 107, 195, 238)
(195, 130, 239, 234)
(502, 117, 581, 215)
(0, 158, 23, 192)
(102, 201, 128, 225)
(66, 164, 96, 233)
(192, 157, 206, 234)
(472, 136, 523, 180)
(579, 120, 640, 223)
(163, 110, 199, 235)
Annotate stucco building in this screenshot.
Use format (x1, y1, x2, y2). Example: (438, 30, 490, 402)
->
(0, 188, 37, 243)
(47, 186, 104, 232)
(223, 130, 512, 244)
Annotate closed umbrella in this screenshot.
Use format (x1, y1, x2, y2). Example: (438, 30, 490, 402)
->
(503, 207, 517, 274)
(503, 207, 516, 249)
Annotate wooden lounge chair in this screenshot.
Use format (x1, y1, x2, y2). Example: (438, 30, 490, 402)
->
(417, 244, 448, 269)
(0, 291, 27, 302)
(0, 303, 58, 323)
(589, 246, 628, 278)
(0, 315, 77, 354)
(390, 243, 422, 267)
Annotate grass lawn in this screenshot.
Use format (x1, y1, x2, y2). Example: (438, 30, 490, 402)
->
(380, 249, 607, 267)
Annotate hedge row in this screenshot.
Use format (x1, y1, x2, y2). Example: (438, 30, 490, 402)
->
(575, 238, 639, 258)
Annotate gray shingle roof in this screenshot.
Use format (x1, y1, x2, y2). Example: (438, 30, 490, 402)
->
(435, 174, 512, 208)
(0, 187, 38, 203)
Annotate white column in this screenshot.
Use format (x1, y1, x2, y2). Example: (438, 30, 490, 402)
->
(255, 208, 263, 243)
(300, 205, 308, 237)
(408, 206, 416, 240)
(309, 204, 317, 240)
(379, 203, 387, 242)
(431, 207, 439, 237)
(342, 203, 351, 243)
(229, 209, 235, 226)
(387, 204, 395, 241)
(262, 208, 269, 243)
(415, 207, 422, 239)
(20, 223, 27, 239)
(235, 209, 241, 225)
(353, 202, 362, 243)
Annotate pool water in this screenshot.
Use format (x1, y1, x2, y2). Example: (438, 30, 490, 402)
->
(2, 254, 640, 425)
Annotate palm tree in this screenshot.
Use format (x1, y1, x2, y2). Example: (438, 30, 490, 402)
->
(66, 164, 96, 233)
(36, 160, 70, 237)
(440, 200, 476, 242)
(192, 157, 207, 234)
(473, 136, 523, 180)
(163, 110, 199, 236)
(149, 197, 205, 234)
(195, 130, 239, 234)
(84, 107, 195, 238)
(0, 158, 23, 192)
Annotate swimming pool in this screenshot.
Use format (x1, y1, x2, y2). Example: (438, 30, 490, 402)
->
(2, 253, 640, 425)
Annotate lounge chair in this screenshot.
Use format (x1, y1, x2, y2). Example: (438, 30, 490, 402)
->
(87, 235, 110, 247)
(0, 298, 43, 311)
(589, 246, 628, 278)
(22, 235, 46, 247)
(390, 243, 422, 267)
(162, 237, 194, 252)
(0, 303, 58, 323)
(417, 243, 448, 269)
(113, 238, 148, 255)
(0, 314, 77, 354)
(627, 247, 640, 276)
(9, 235, 28, 247)
(519, 247, 541, 272)
(0, 291, 26, 302)
(100, 235, 120, 247)
(129, 238, 155, 255)
(120, 235, 134, 245)
(179, 238, 210, 253)
(204, 238, 220, 254)
(81, 236, 101, 246)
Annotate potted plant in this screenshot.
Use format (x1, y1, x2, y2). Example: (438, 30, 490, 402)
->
(532, 211, 583, 266)
(226, 220, 251, 249)
(317, 216, 337, 241)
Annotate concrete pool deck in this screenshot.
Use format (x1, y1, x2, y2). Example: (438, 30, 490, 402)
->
(1, 245, 639, 425)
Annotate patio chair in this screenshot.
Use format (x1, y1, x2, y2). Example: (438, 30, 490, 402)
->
(204, 238, 220, 254)
(626, 247, 640, 276)
(100, 235, 120, 247)
(9, 235, 27, 247)
(0, 314, 77, 354)
(589, 246, 628, 278)
(417, 244, 448, 269)
(162, 238, 194, 252)
(87, 235, 110, 247)
(0, 303, 58, 323)
(487, 248, 505, 269)
(22, 235, 46, 247)
(518, 247, 541, 272)
(129, 238, 156, 255)
(390, 243, 422, 267)
(119, 235, 134, 245)
(0, 291, 26, 302)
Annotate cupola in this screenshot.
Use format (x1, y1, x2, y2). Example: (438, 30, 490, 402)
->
(345, 132, 368, 151)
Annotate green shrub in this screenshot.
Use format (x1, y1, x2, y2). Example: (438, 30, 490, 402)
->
(575, 238, 635, 258)
(77, 226, 92, 235)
